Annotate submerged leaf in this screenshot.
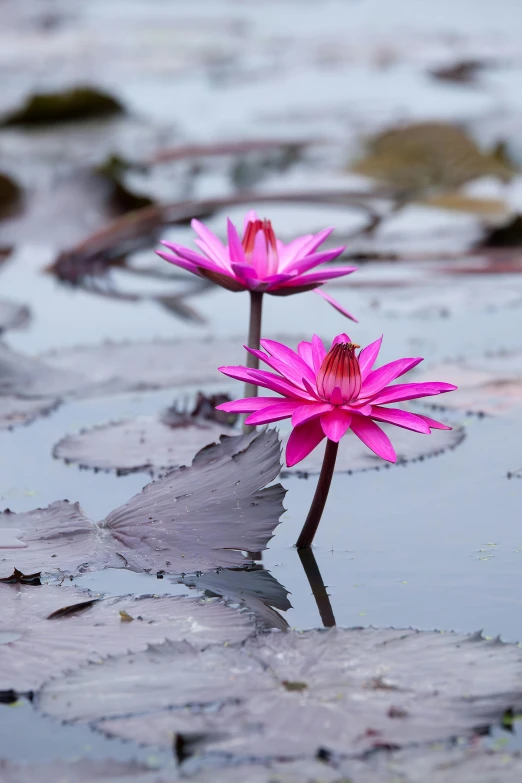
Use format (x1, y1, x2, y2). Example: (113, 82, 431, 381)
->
(0, 430, 285, 578)
(0, 584, 254, 692)
(38, 627, 522, 759)
(1, 87, 123, 126)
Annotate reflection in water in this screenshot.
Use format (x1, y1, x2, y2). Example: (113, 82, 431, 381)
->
(298, 548, 336, 628)
(177, 565, 292, 631)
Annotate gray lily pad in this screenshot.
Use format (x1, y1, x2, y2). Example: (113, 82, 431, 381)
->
(0, 760, 172, 783)
(283, 418, 465, 476)
(38, 627, 522, 759)
(0, 396, 59, 430)
(419, 350, 522, 415)
(52, 415, 233, 475)
(1, 430, 285, 578)
(0, 300, 30, 334)
(41, 338, 246, 398)
(0, 584, 253, 692)
(0, 342, 82, 399)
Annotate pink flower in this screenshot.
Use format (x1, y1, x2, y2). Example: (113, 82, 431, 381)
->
(157, 211, 357, 320)
(217, 334, 457, 467)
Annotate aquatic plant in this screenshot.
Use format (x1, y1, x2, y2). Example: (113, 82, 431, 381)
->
(157, 212, 357, 399)
(217, 334, 457, 547)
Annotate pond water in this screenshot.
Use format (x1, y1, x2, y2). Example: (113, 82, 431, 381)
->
(1, 0, 522, 779)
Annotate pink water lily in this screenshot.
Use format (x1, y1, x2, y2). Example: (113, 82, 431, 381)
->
(157, 211, 357, 320)
(217, 333, 457, 468)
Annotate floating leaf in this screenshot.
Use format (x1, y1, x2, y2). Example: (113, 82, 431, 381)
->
(38, 627, 522, 759)
(0, 300, 30, 334)
(53, 398, 237, 475)
(0, 342, 82, 399)
(100, 429, 285, 573)
(0, 584, 254, 692)
(430, 59, 488, 85)
(0, 396, 60, 431)
(1, 87, 124, 126)
(420, 351, 522, 415)
(0, 569, 41, 586)
(41, 338, 245, 397)
(0, 759, 174, 783)
(352, 122, 514, 193)
(283, 418, 465, 476)
(1, 430, 285, 578)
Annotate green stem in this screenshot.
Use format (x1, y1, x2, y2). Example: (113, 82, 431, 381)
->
(242, 290, 264, 433)
(296, 439, 339, 548)
(298, 547, 336, 627)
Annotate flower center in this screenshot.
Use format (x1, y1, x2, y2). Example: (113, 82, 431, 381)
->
(242, 218, 279, 271)
(317, 342, 361, 403)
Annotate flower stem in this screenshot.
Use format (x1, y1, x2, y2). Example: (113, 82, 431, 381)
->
(297, 547, 336, 627)
(243, 290, 264, 433)
(296, 439, 339, 548)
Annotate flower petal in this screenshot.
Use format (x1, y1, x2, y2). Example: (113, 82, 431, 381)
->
(191, 219, 228, 265)
(297, 340, 314, 369)
(362, 357, 424, 398)
(286, 266, 361, 285)
(320, 408, 352, 442)
(350, 415, 396, 462)
(278, 234, 314, 266)
(155, 250, 201, 276)
(416, 413, 452, 431)
(330, 387, 344, 405)
(218, 366, 310, 400)
(160, 242, 228, 274)
(227, 219, 246, 265)
(245, 400, 302, 425)
(260, 339, 317, 385)
(251, 230, 268, 277)
(286, 248, 348, 275)
(370, 406, 431, 433)
(216, 397, 281, 413)
(243, 210, 259, 231)
(314, 289, 358, 322)
(371, 382, 458, 406)
(245, 347, 309, 391)
(358, 336, 383, 380)
(311, 335, 326, 374)
(291, 402, 334, 427)
(286, 418, 326, 467)
(331, 332, 351, 347)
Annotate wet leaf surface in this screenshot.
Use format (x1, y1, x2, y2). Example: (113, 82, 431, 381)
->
(0, 430, 285, 577)
(1, 87, 124, 126)
(0, 759, 171, 783)
(0, 584, 254, 692)
(53, 397, 237, 474)
(38, 627, 522, 759)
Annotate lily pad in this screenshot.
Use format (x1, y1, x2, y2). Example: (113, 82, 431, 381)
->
(41, 338, 245, 397)
(0, 430, 285, 578)
(0, 759, 171, 783)
(419, 351, 522, 415)
(0, 300, 30, 334)
(0, 342, 82, 399)
(1, 87, 124, 126)
(0, 584, 254, 692)
(352, 122, 514, 193)
(0, 396, 59, 431)
(53, 399, 237, 474)
(283, 418, 465, 476)
(38, 627, 522, 759)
